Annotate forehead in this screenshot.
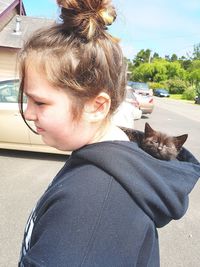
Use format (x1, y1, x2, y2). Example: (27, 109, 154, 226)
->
(24, 66, 48, 93)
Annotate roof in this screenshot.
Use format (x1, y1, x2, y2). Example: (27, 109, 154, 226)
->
(0, 15, 55, 48)
(0, 0, 26, 18)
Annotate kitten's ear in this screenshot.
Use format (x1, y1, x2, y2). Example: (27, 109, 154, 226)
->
(144, 122, 154, 137)
(174, 134, 188, 151)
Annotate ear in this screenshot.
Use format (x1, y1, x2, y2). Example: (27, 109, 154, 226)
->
(82, 92, 111, 123)
(144, 122, 154, 138)
(173, 134, 188, 151)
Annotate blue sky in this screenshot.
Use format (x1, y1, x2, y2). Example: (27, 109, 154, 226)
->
(23, 0, 200, 59)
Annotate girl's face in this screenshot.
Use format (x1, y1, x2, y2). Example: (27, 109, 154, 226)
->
(23, 66, 98, 151)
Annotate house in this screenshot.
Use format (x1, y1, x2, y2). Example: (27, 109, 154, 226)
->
(0, 0, 54, 81)
(0, 0, 26, 31)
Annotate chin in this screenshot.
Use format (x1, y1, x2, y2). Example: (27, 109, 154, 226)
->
(41, 136, 57, 148)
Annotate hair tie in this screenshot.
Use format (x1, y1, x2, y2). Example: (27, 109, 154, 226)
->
(99, 9, 115, 26)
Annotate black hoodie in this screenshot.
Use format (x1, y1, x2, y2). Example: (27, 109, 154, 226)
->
(19, 141, 200, 267)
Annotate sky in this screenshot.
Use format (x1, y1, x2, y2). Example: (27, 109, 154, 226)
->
(23, 0, 200, 60)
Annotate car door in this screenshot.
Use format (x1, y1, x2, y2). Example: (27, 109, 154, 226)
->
(0, 80, 30, 145)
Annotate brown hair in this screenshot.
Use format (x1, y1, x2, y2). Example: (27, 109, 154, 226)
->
(18, 0, 127, 125)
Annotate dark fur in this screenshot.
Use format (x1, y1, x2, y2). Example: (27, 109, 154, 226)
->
(121, 123, 188, 160)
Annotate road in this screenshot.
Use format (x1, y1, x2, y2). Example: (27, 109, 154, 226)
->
(0, 97, 199, 267)
(0, 151, 66, 267)
(135, 97, 200, 161)
(135, 97, 200, 267)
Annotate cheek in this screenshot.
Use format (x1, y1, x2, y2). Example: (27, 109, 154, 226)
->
(40, 106, 71, 126)
(48, 115, 72, 133)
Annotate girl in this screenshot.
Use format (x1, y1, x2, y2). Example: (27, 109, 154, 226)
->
(18, 0, 200, 266)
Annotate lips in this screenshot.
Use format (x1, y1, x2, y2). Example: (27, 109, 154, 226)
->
(35, 125, 44, 133)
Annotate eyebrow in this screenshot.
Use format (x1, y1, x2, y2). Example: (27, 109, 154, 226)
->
(25, 92, 47, 101)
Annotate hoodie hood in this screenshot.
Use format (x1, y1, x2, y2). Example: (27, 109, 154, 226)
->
(73, 141, 200, 228)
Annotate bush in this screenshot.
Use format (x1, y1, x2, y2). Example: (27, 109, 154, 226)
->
(166, 79, 187, 94)
(196, 82, 200, 97)
(148, 82, 165, 90)
(182, 86, 196, 100)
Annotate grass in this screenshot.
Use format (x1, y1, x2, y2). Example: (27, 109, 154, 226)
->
(169, 94, 182, 100)
(169, 94, 195, 104)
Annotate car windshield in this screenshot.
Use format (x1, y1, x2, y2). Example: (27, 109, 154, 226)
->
(0, 79, 20, 103)
(128, 81, 149, 91)
(158, 88, 168, 92)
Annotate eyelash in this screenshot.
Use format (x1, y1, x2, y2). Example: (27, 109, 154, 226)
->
(35, 101, 45, 106)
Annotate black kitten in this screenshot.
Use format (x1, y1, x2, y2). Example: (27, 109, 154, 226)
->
(121, 123, 188, 160)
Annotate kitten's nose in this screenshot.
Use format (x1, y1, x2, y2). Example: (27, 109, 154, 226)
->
(158, 146, 163, 151)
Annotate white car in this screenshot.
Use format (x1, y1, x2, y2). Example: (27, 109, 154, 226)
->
(112, 87, 142, 128)
(0, 79, 68, 154)
(133, 92, 154, 114)
(0, 80, 142, 153)
(125, 87, 142, 120)
(112, 100, 135, 128)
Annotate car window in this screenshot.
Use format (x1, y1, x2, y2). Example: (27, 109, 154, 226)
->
(128, 81, 149, 91)
(126, 89, 136, 100)
(0, 80, 19, 103)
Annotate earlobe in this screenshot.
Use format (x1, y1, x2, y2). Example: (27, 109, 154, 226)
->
(83, 92, 111, 122)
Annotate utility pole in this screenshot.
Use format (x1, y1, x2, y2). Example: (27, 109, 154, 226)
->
(148, 51, 152, 64)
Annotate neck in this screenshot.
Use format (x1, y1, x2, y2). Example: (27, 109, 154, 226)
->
(92, 121, 130, 143)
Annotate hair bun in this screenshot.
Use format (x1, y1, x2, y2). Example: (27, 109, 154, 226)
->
(57, 0, 116, 40)
(99, 6, 116, 26)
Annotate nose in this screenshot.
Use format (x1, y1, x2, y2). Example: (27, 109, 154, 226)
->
(24, 101, 37, 121)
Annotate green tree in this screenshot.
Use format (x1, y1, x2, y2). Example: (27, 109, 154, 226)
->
(130, 59, 186, 83)
(133, 49, 151, 67)
(166, 79, 188, 94)
(153, 60, 168, 82)
(193, 43, 200, 60)
(170, 54, 178, 62)
(130, 63, 154, 82)
(166, 61, 186, 80)
(187, 60, 200, 84)
(165, 55, 170, 61)
(178, 56, 192, 70)
(152, 52, 160, 59)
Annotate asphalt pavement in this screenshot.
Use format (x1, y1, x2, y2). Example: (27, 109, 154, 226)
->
(0, 97, 199, 267)
(135, 97, 200, 267)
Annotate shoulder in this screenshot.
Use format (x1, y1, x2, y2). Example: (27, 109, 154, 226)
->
(36, 161, 114, 218)
(21, 149, 158, 266)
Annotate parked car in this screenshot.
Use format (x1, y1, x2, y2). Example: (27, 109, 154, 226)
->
(133, 92, 154, 114)
(0, 80, 141, 153)
(127, 81, 153, 96)
(0, 79, 68, 154)
(125, 86, 142, 120)
(154, 88, 170, 97)
(195, 95, 200, 104)
(112, 101, 135, 129)
(112, 87, 142, 128)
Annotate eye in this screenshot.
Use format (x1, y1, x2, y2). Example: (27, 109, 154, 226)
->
(35, 101, 45, 106)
